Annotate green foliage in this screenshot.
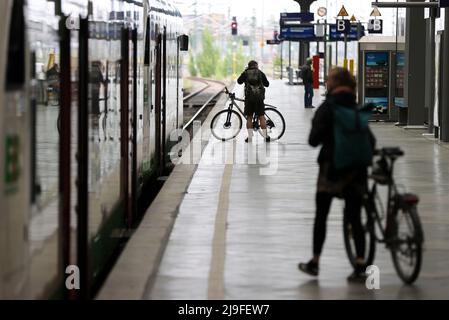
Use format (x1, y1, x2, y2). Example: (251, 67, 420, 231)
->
(188, 52, 198, 77)
(273, 55, 282, 68)
(191, 28, 250, 80)
(216, 43, 248, 80)
(196, 28, 220, 78)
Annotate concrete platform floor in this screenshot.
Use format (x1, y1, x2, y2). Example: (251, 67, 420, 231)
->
(145, 80, 449, 299)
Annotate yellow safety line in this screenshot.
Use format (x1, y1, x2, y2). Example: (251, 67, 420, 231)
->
(207, 142, 235, 299)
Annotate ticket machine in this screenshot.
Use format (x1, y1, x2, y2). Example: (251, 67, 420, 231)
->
(358, 36, 405, 121)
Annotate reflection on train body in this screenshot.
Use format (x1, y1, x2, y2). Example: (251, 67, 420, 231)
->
(0, 0, 186, 299)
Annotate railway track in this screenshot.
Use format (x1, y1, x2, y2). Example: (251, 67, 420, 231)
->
(183, 77, 226, 133)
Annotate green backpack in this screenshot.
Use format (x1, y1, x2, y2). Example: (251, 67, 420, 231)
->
(245, 69, 265, 103)
(333, 104, 373, 170)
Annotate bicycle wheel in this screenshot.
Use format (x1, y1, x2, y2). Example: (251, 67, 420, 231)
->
(343, 202, 376, 269)
(260, 107, 285, 141)
(210, 109, 242, 141)
(390, 204, 423, 284)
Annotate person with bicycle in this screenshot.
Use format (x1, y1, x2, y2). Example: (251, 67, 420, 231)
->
(237, 60, 270, 143)
(298, 67, 376, 282)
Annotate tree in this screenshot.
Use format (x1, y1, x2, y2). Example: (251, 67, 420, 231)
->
(196, 28, 220, 78)
(217, 43, 248, 80)
(188, 52, 198, 77)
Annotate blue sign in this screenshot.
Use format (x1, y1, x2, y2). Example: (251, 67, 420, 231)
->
(280, 12, 314, 27)
(280, 26, 315, 40)
(329, 24, 365, 41)
(336, 19, 351, 34)
(439, 0, 449, 8)
(280, 12, 315, 21)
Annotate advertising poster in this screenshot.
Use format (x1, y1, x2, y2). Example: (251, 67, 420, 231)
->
(394, 52, 405, 108)
(434, 33, 441, 128)
(364, 52, 389, 115)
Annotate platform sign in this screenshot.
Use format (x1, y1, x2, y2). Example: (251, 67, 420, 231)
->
(337, 5, 349, 17)
(280, 12, 315, 27)
(370, 7, 382, 17)
(266, 39, 281, 45)
(317, 7, 327, 17)
(330, 24, 365, 41)
(280, 25, 315, 40)
(336, 19, 351, 34)
(439, 0, 449, 8)
(315, 24, 326, 37)
(368, 19, 383, 34)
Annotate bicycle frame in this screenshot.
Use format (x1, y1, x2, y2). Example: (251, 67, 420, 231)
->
(365, 156, 401, 244)
(224, 90, 277, 128)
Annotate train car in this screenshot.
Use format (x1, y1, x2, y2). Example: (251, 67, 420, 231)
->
(0, 0, 188, 299)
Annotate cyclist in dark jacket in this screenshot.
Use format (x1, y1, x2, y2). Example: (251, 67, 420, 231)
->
(237, 60, 270, 143)
(298, 67, 376, 282)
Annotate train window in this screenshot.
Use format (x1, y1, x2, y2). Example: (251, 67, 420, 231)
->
(144, 17, 150, 66)
(6, 0, 25, 91)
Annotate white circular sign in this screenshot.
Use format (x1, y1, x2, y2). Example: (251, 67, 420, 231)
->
(317, 7, 327, 17)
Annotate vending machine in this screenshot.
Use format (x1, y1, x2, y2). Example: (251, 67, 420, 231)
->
(358, 36, 405, 121)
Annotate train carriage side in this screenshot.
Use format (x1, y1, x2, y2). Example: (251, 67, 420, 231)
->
(0, 0, 186, 299)
(0, 0, 31, 299)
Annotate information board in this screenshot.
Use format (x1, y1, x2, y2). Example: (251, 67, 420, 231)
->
(364, 52, 390, 115)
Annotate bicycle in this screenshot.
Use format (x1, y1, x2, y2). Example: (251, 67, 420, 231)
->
(210, 87, 286, 141)
(343, 147, 424, 284)
(46, 84, 60, 106)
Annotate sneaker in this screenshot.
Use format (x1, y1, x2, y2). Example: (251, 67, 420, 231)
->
(347, 264, 367, 283)
(265, 136, 271, 143)
(298, 260, 319, 277)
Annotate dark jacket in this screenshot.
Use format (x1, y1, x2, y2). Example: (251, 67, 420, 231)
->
(301, 64, 313, 85)
(309, 91, 376, 165)
(237, 68, 270, 87)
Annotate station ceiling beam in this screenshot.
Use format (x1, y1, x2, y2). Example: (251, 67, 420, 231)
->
(371, 1, 438, 8)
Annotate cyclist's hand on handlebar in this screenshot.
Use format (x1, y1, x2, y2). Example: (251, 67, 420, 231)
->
(224, 87, 229, 94)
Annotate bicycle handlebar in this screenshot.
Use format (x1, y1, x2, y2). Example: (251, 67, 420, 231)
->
(223, 87, 274, 106)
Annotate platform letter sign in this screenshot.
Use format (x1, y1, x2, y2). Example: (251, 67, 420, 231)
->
(368, 19, 383, 34)
(336, 19, 351, 34)
(439, 0, 449, 8)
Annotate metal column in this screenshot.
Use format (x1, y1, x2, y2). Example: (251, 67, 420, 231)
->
(404, 0, 427, 126)
(441, 8, 449, 141)
(425, 11, 436, 133)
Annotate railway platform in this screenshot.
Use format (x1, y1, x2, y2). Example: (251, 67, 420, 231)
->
(97, 80, 449, 300)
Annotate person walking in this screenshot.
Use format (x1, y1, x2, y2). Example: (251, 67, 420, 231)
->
(298, 67, 376, 282)
(237, 60, 270, 143)
(301, 58, 314, 108)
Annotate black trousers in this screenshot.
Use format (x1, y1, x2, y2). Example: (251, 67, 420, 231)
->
(313, 191, 366, 259)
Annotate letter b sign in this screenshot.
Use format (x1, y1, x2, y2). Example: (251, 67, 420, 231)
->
(369, 19, 383, 34)
(337, 19, 350, 34)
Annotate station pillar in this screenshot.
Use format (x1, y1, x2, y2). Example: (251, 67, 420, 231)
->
(404, 0, 427, 127)
(441, 8, 449, 141)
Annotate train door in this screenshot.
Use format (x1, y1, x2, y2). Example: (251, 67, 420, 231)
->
(142, 15, 151, 174)
(27, 0, 73, 299)
(162, 27, 167, 175)
(1, 0, 29, 298)
(120, 27, 131, 227)
(155, 27, 162, 176)
(131, 28, 138, 222)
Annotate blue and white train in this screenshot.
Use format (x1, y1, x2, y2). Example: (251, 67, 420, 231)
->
(0, 0, 187, 299)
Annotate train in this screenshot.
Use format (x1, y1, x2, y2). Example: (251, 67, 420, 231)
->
(0, 0, 188, 299)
